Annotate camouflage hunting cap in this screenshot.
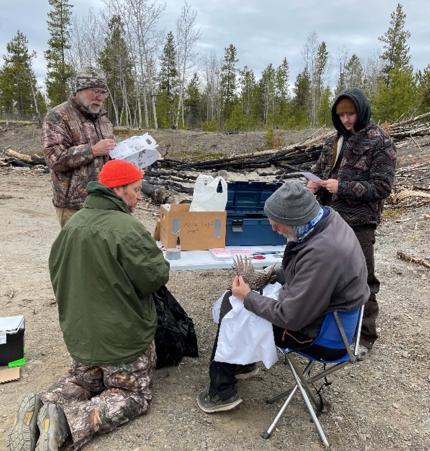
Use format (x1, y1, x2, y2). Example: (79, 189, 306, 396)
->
(74, 67, 107, 93)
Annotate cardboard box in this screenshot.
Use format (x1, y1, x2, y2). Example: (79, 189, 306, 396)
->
(0, 366, 20, 384)
(159, 204, 226, 250)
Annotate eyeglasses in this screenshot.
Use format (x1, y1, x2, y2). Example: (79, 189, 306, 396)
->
(91, 88, 108, 97)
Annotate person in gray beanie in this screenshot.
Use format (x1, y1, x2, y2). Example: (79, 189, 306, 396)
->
(197, 180, 369, 414)
(42, 66, 115, 227)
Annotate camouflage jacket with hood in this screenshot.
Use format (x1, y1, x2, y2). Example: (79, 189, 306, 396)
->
(312, 88, 396, 227)
(42, 97, 114, 209)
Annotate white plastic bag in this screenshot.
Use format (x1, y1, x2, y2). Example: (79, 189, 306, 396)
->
(212, 282, 282, 369)
(110, 133, 161, 169)
(189, 174, 228, 212)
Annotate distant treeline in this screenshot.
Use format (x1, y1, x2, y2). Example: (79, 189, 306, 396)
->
(0, 1, 429, 133)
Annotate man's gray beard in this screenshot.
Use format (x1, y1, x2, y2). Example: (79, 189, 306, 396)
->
(78, 97, 102, 114)
(87, 103, 102, 114)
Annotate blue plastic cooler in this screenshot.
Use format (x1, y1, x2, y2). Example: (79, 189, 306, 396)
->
(225, 181, 285, 246)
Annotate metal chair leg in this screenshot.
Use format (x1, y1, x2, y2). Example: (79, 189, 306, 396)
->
(266, 360, 315, 404)
(287, 356, 330, 448)
(261, 385, 298, 439)
(288, 356, 322, 412)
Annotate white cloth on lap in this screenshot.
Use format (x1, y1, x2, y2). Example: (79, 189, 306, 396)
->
(212, 282, 282, 369)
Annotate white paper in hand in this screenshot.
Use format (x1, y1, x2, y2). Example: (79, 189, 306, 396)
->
(300, 171, 322, 183)
(110, 133, 161, 169)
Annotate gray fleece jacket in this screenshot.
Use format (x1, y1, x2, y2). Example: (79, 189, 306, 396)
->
(244, 209, 369, 338)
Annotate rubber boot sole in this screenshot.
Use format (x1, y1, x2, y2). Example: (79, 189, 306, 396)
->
(7, 393, 42, 451)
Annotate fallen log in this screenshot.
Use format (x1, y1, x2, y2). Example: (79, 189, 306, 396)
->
(4, 148, 46, 166)
(397, 251, 430, 269)
(141, 181, 170, 204)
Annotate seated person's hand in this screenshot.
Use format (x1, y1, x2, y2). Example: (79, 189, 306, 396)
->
(306, 180, 320, 193)
(231, 275, 251, 300)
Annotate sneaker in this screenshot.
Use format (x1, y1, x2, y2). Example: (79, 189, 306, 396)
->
(35, 404, 69, 451)
(196, 391, 243, 414)
(234, 364, 259, 380)
(356, 345, 371, 361)
(7, 393, 42, 451)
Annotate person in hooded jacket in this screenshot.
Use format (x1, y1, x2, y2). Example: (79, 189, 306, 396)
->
(307, 88, 396, 357)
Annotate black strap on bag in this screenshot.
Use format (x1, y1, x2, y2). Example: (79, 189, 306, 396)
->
(152, 286, 199, 369)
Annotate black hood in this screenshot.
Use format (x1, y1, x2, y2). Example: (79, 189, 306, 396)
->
(332, 88, 371, 137)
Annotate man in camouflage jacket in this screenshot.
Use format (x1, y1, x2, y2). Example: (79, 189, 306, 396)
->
(307, 87, 396, 354)
(42, 67, 115, 227)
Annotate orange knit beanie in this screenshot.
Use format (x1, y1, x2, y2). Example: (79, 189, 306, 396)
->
(99, 160, 143, 188)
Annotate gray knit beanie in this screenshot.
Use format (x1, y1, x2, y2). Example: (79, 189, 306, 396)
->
(264, 181, 321, 226)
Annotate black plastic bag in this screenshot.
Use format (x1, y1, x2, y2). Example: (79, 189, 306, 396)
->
(152, 286, 199, 369)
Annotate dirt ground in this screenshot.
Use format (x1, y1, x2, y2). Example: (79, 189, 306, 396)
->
(0, 164, 429, 450)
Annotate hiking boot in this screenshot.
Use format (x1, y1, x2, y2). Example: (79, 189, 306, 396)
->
(35, 404, 69, 451)
(356, 345, 372, 361)
(196, 391, 242, 414)
(234, 363, 259, 380)
(7, 393, 42, 451)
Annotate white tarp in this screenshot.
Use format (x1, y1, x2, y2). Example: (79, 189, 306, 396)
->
(212, 283, 281, 368)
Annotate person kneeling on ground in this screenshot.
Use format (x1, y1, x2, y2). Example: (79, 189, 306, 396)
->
(8, 160, 170, 450)
(197, 180, 369, 414)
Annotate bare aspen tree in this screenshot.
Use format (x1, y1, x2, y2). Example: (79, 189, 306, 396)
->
(104, 0, 164, 129)
(203, 51, 221, 126)
(175, 1, 200, 129)
(127, 0, 164, 129)
(363, 55, 383, 99)
(68, 8, 105, 70)
(304, 32, 328, 126)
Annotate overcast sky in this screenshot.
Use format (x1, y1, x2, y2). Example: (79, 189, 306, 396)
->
(1, 0, 429, 89)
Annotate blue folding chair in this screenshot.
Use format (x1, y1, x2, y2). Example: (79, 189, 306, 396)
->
(261, 305, 364, 448)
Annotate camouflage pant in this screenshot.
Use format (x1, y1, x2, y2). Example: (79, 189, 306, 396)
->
(40, 343, 156, 450)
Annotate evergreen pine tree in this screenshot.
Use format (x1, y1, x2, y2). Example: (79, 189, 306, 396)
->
(45, 0, 74, 106)
(158, 31, 179, 128)
(290, 68, 311, 127)
(99, 15, 134, 126)
(379, 3, 411, 80)
(184, 73, 202, 128)
(220, 44, 238, 124)
(0, 31, 43, 119)
(344, 54, 365, 90)
(374, 3, 416, 121)
(238, 66, 258, 129)
(372, 68, 416, 121)
(259, 63, 276, 127)
(310, 41, 328, 126)
(275, 58, 289, 125)
(317, 87, 332, 126)
(416, 65, 430, 114)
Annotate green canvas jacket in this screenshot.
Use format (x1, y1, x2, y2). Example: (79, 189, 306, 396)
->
(49, 181, 170, 365)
